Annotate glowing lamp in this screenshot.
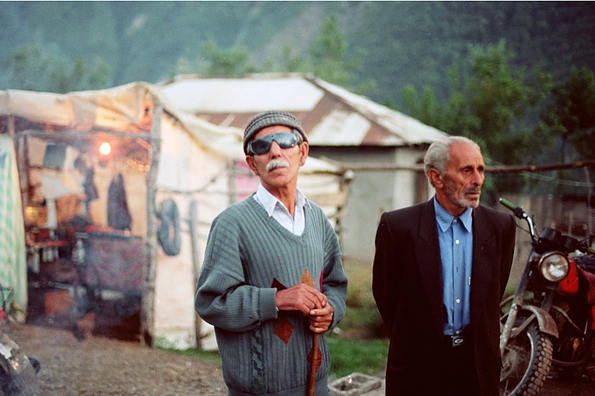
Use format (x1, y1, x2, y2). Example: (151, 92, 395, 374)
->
(99, 142, 112, 156)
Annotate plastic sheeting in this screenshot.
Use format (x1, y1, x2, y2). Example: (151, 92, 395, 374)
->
(0, 136, 27, 319)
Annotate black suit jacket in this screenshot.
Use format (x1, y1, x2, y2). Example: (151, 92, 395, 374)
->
(373, 199, 516, 396)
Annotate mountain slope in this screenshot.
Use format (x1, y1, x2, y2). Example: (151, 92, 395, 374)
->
(1, 1, 593, 108)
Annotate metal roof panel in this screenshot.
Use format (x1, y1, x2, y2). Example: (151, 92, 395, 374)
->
(309, 110, 370, 145)
(161, 74, 448, 147)
(162, 76, 324, 113)
(314, 78, 447, 144)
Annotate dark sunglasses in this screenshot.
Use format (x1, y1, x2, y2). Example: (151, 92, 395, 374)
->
(248, 132, 299, 155)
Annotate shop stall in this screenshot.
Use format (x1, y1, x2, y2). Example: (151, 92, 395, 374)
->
(0, 82, 350, 349)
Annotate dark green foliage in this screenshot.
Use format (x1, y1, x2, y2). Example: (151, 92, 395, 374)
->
(308, 14, 355, 87)
(3, 43, 110, 93)
(349, 2, 595, 107)
(198, 39, 257, 76)
(403, 41, 551, 163)
(401, 39, 586, 197)
(1, 2, 593, 98)
(539, 66, 595, 162)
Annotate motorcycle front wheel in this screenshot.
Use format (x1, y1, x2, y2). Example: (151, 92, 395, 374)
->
(500, 321, 553, 396)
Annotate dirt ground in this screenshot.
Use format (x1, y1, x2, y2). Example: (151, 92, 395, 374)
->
(5, 318, 595, 396)
(6, 320, 227, 396)
(539, 365, 595, 396)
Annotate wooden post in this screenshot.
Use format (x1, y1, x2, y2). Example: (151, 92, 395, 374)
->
(141, 99, 162, 347)
(8, 116, 30, 209)
(228, 159, 237, 205)
(189, 199, 202, 349)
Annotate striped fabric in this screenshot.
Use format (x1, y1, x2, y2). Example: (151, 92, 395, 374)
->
(0, 136, 28, 319)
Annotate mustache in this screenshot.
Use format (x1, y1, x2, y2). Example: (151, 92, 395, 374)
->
(465, 187, 481, 194)
(266, 159, 290, 172)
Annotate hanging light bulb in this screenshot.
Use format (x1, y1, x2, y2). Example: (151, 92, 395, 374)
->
(99, 141, 112, 156)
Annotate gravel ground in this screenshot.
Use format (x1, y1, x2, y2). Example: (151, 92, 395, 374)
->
(5, 319, 595, 396)
(6, 321, 227, 396)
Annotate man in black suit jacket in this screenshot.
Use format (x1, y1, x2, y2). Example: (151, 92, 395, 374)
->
(373, 136, 516, 396)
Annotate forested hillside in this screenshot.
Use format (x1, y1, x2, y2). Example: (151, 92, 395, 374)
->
(1, 1, 593, 107)
(2, 1, 595, 195)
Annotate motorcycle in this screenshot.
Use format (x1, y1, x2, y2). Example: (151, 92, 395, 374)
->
(498, 197, 595, 396)
(0, 286, 40, 396)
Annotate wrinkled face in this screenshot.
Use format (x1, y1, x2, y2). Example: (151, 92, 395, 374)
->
(245, 125, 308, 192)
(432, 142, 485, 216)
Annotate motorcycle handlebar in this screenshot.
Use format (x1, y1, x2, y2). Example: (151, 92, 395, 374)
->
(499, 198, 516, 211)
(499, 198, 528, 219)
(499, 197, 537, 239)
(500, 199, 595, 252)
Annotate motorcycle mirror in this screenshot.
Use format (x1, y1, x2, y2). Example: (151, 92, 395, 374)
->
(560, 235, 580, 253)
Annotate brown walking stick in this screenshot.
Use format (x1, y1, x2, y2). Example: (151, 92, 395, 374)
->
(301, 269, 322, 396)
(307, 333, 321, 396)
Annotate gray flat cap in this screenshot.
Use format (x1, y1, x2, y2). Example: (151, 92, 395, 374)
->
(243, 111, 307, 155)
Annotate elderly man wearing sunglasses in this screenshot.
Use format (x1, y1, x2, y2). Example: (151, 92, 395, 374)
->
(195, 111, 348, 396)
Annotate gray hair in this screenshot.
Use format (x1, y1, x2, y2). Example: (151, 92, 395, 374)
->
(424, 136, 481, 180)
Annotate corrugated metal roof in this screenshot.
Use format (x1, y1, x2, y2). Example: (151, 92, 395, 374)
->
(160, 73, 448, 147)
(160, 76, 324, 113)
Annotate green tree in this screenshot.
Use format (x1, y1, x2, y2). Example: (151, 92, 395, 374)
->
(402, 85, 443, 128)
(402, 41, 552, 196)
(308, 14, 360, 88)
(278, 45, 308, 73)
(170, 39, 258, 77)
(538, 66, 595, 162)
(256, 14, 360, 87)
(403, 41, 551, 165)
(3, 43, 111, 93)
(447, 41, 550, 165)
(197, 39, 258, 77)
(172, 14, 376, 96)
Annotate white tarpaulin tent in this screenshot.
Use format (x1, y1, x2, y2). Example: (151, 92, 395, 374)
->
(0, 82, 349, 350)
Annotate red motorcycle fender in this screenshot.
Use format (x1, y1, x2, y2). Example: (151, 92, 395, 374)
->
(516, 306, 559, 339)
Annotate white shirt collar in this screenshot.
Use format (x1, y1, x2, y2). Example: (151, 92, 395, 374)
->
(254, 183, 308, 216)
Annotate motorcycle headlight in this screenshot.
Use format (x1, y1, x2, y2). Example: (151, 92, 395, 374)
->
(538, 252, 569, 282)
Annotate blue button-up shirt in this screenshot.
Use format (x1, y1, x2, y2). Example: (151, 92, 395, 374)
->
(434, 197, 473, 335)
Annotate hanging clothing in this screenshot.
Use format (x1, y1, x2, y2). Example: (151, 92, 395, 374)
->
(107, 173, 131, 231)
(83, 168, 99, 203)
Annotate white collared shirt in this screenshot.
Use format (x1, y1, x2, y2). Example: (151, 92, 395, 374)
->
(252, 184, 308, 235)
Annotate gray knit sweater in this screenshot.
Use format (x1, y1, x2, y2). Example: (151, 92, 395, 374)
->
(195, 196, 348, 395)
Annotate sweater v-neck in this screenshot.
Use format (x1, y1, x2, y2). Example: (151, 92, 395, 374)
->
(246, 195, 309, 242)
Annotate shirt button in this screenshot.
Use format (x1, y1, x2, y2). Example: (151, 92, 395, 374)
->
(455, 240, 460, 244)
(456, 299, 461, 303)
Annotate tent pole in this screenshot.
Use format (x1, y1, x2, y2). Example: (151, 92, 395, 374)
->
(10, 118, 30, 210)
(142, 100, 162, 347)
